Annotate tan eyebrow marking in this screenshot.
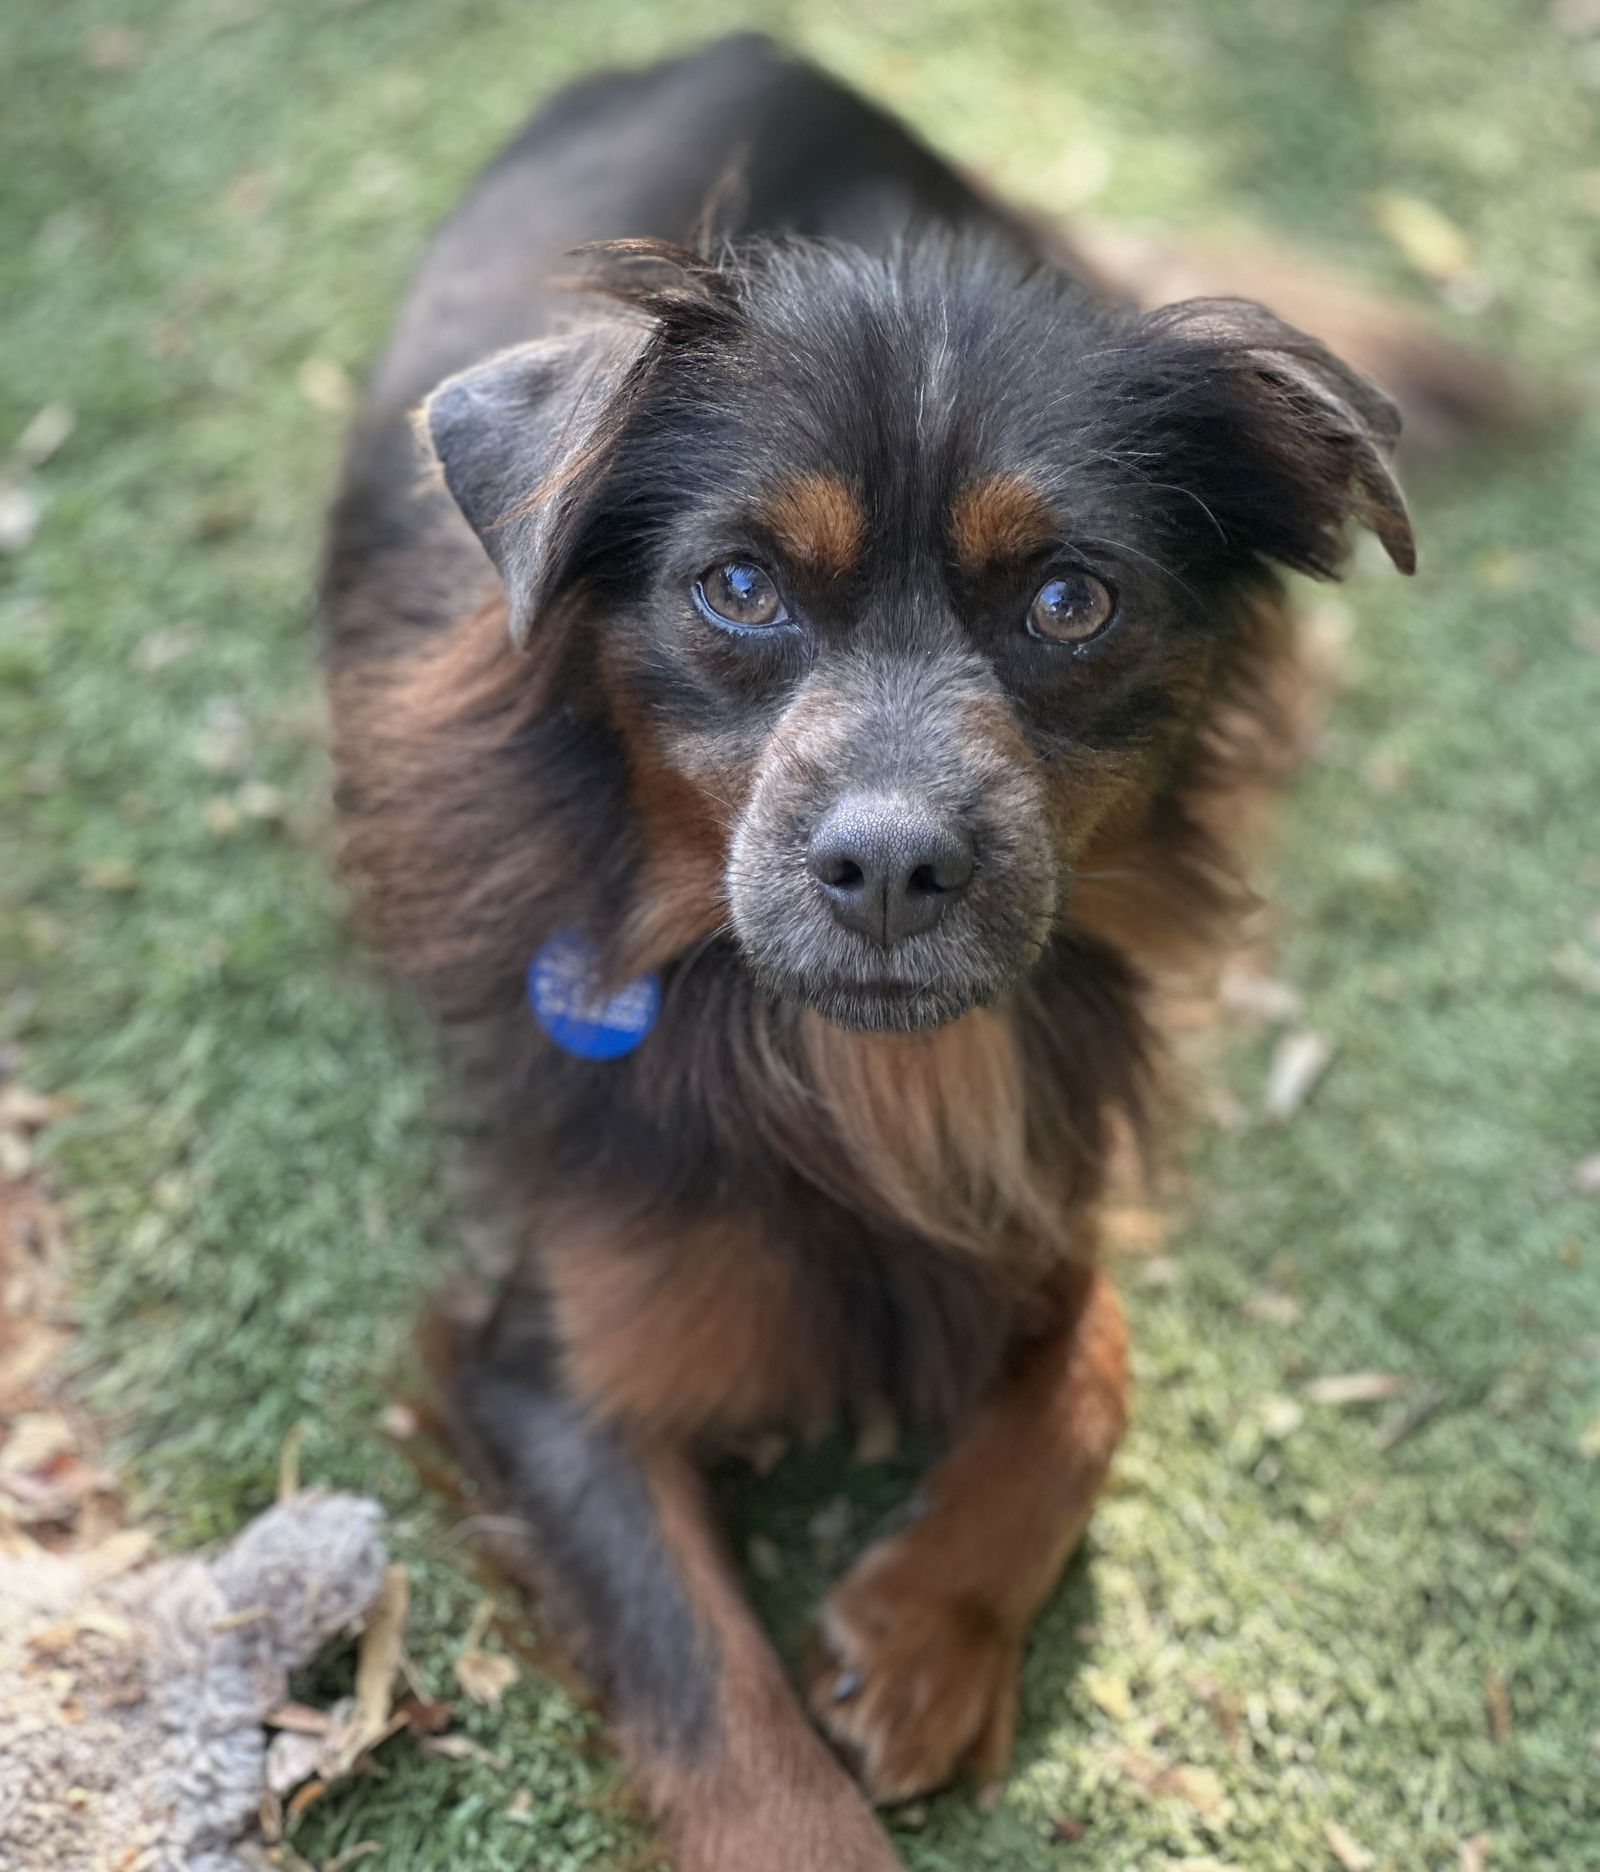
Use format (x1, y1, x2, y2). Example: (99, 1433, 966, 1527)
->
(950, 473, 1058, 570)
(761, 473, 865, 578)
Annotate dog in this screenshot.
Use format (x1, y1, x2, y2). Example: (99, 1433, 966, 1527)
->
(323, 34, 1428, 1871)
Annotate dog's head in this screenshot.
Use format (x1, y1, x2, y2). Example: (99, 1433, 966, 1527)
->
(426, 235, 1412, 1031)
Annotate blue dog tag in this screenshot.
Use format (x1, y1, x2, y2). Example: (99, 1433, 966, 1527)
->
(527, 928, 660, 1061)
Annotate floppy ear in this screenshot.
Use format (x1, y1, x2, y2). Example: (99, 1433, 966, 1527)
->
(1141, 297, 1416, 578)
(423, 323, 648, 646)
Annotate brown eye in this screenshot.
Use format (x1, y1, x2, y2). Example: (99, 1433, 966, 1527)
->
(694, 561, 788, 630)
(1026, 573, 1116, 645)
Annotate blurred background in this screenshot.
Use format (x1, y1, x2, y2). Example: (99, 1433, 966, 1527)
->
(2, 3, 1597, 1869)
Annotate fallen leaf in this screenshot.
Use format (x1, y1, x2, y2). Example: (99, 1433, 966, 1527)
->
(1082, 1665, 1133, 1722)
(1112, 1748, 1229, 1817)
(455, 1597, 520, 1708)
(266, 1728, 326, 1796)
(0, 1411, 77, 1474)
(1049, 1815, 1086, 1843)
(1458, 1833, 1492, 1872)
(0, 480, 43, 554)
(420, 1733, 510, 1771)
(277, 1418, 309, 1501)
(326, 1563, 409, 1774)
(265, 1701, 333, 1737)
(1572, 1154, 1600, 1195)
(1324, 1819, 1375, 1872)
(1375, 1387, 1445, 1452)
(1263, 1029, 1334, 1123)
(395, 1695, 453, 1735)
(326, 1845, 381, 1872)
(1369, 192, 1475, 282)
(747, 1534, 783, 1581)
(80, 860, 139, 893)
(1578, 1418, 1600, 1460)
(1553, 0, 1600, 35)
(1304, 1372, 1411, 1407)
(1484, 1668, 1512, 1744)
(1218, 964, 1303, 1024)
(84, 25, 145, 70)
(81, 1528, 154, 1581)
(1242, 1290, 1303, 1327)
(12, 403, 75, 469)
(1260, 1395, 1305, 1440)
(299, 357, 354, 415)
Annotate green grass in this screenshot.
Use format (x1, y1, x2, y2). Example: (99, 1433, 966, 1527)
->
(3, 2, 1598, 1868)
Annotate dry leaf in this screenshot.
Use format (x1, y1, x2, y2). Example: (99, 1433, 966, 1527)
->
(1324, 1820, 1375, 1872)
(420, 1733, 510, 1771)
(1260, 1395, 1305, 1440)
(1263, 1029, 1333, 1123)
(266, 1728, 326, 1796)
(84, 25, 145, 70)
(13, 403, 75, 469)
(0, 480, 42, 554)
(1578, 1418, 1600, 1460)
(1218, 964, 1303, 1024)
(299, 358, 355, 415)
(1369, 192, 1475, 281)
(1458, 1833, 1492, 1872)
(747, 1534, 783, 1581)
(325, 1563, 409, 1774)
(455, 1597, 520, 1708)
(265, 1701, 333, 1737)
(0, 1411, 77, 1474)
(1242, 1290, 1303, 1327)
(1484, 1668, 1512, 1744)
(1082, 1666, 1133, 1722)
(80, 860, 139, 893)
(1112, 1748, 1229, 1817)
(277, 1419, 309, 1501)
(1304, 1372, 1411, 1407)
(1572, 1154, 1600, 1195)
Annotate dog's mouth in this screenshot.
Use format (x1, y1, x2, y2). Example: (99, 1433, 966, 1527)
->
(746, 943, 1027, 1034)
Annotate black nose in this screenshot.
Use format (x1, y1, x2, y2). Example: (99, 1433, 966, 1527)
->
(806, 794, 976, 946)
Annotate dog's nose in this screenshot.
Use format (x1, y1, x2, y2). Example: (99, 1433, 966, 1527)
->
(806, 794, 976, 946)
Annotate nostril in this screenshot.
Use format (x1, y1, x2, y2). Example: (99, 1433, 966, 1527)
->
(821, 856, 865, 892)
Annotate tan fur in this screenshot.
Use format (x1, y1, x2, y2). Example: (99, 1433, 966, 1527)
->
(762, 472, 865, 576)
(795, 1007, 1069, 1262)
(548, 1208, 838, 1437)
(949, 473, 1057, 569)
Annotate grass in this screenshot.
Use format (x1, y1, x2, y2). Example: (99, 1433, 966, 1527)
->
(3, 1, 1598, 1867)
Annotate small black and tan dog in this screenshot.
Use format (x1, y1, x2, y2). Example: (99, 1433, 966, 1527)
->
(324, 35, 1422, 1872)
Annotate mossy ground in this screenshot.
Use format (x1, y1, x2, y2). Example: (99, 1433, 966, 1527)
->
(3, 2, 1597, 1867)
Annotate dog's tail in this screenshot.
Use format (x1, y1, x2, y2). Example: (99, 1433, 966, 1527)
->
(1069, 224, 1536, 463)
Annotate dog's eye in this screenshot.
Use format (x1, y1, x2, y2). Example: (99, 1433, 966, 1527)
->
(1026, 573, 1116, 646)
(693, 561, 788, 630)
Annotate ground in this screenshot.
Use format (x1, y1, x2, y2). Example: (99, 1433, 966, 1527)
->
(2, 1, 1598, 1868)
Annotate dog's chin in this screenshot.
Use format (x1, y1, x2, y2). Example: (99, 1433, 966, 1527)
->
(752, 964, 1001, 1034)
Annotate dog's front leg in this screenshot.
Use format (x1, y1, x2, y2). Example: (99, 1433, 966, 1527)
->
(456, 1330, 900, 1872)
(807, 1265, 1128, 1805)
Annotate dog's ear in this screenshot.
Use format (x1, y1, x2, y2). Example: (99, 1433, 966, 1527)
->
(423, 323, 648, 646)
(1140, 297, 1416, 578)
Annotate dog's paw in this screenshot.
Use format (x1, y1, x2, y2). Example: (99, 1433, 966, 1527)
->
(805, 1528, 1022, 1806)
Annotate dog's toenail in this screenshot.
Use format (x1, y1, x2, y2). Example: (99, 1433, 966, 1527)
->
(832, 1669, 863, 1702)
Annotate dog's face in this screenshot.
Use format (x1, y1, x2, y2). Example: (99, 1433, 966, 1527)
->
(428, 236, 1412, 1030)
